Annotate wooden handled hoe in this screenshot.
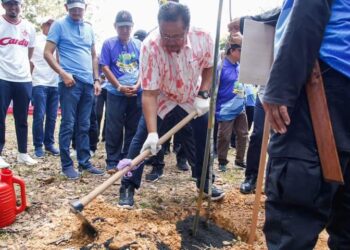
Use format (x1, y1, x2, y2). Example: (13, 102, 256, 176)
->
(70, 110, 198, 237)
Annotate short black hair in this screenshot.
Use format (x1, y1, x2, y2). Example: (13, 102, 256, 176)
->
(158, 2, 190, 30)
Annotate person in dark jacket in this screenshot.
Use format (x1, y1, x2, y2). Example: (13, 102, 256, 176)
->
(229, 0, 350, 249)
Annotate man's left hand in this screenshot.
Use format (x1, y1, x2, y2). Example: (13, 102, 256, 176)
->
(194, 96, 210, 117)
(127, 84, 139, 95)
(262, 102, 290, 134)
(94, 82, 102, 96)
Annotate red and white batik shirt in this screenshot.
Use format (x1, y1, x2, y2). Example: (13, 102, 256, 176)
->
(0, 16, 36, 82)
(140, 27, 214, 119)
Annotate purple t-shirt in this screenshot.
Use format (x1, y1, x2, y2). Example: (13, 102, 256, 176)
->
(99, 37, 141, 96)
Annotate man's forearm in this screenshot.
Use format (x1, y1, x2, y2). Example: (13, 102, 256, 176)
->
(142, 90, 158, 133)
(102, 66, 121, 89)
(91, 46, 99, 80)
(199, 67, 213, 91)
(44, 45, 64, 75)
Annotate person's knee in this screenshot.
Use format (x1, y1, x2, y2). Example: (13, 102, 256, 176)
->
(266, 157, 323, 208)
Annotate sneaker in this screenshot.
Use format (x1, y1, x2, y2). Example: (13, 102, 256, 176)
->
(218, 164, 227, 172)
(34, 147, 45, 159)
(235, 160, 247, 169)
(0, 156, 10, 168)
(45, 146, 60, 156)
(176, 158, 189, 171)
(90, 150, 95, 158)
(79, 165, 104, 176)
(17, 153, 38, 166)
(145, 166, 164, 182)
(240, 176, 257, 194)
(70, 149, 77, 158)
(106, 164, 117, 174)
(118, 183, 135, 209)
(197, 185, 225, 201)
(61, 167, 80, 180)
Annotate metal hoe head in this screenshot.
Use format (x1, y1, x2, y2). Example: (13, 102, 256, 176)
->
(69, 201, 98, 237)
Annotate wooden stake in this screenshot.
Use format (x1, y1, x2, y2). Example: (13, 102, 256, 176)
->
(248, 115, 270, 245)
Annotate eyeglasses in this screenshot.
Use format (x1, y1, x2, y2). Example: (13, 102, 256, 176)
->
(160, 32, 186, 42)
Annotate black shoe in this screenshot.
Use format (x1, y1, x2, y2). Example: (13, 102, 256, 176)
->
(235, 160, 247, 169)
(144, 156, 155, 166)
(176, 158, 189, 171)
(145, 166, 164, 182)
(240, 176, 257, 194)
(118, 184, 135, 209)
(197, 185, 225, 201)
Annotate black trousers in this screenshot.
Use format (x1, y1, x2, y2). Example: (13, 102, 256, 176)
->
(264, 62, 350, 249)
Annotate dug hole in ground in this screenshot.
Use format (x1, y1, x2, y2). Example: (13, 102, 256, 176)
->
(0, 115, 328, 249)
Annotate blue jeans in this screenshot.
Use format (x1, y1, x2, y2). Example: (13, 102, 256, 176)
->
(0, 79, 32, 154)
(32, 86, 59, 149)
(245, 96, 265, 178)
(72, 97, 98, 152)
(58, 80, 93, 170)
(105, 92, 141, 167)
(122, 106, 211, 189)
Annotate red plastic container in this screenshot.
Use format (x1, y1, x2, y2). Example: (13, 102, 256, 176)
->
(0, 168, 27, 228)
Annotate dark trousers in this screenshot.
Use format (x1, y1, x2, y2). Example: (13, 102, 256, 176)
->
(95, 88, 107, 141)
(58, 81, 94, 170)
(174, 131, 196, 168)
(72, 97, 98, 152)
(105, 93, 141, 167)
(122, 106, 211, 189)
(0, 80, 32, 154)
(245, 96, 265, 178)
(264, 63, 350, 249)
(32, 86, 59, 149)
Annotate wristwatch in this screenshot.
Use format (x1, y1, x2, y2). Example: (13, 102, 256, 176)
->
(197, 90, 210, 99)
(94, 78, 100, 83)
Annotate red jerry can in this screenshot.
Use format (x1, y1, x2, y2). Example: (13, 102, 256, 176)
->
(0, 168, 27, 228)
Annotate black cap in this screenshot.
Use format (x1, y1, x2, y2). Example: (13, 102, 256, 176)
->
(115, 10, 133, 27)
(133, 29, 147, 41)
(2, 0, 22, 3)
(66, 0, 85, 9)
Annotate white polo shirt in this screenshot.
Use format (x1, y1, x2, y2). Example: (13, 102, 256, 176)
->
(31, 34, 58, 87)
(0, 16, 36, 82)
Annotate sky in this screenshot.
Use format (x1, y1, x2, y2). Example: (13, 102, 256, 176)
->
(89, 0, 282, 50)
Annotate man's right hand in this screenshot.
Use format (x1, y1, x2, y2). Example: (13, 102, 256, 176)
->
(228, 17, 241, 34)
(60, 71, 75, 87)
(119, 85, 135, 97)
(141, 132, 160, 155)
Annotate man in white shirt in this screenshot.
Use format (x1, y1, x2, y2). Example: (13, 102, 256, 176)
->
(31, 18, 59, 159)
(0, 0, 37, 167)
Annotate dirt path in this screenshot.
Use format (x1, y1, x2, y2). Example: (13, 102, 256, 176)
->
(0, 115, 328, 249)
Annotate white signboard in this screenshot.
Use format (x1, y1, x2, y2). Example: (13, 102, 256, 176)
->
(238, 19, 275, 85)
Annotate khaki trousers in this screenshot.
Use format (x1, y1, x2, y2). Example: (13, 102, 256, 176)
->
(217, 112, 248, 165)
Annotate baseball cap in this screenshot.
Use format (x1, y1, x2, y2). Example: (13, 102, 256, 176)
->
(115, 10, 134, 27)
(66, 0, 85, 9)
(2, 0, 22, 3)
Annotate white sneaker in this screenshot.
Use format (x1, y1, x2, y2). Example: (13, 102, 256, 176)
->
(0, 156, 10, 168)
(17, 153, 38, 166)
(70, 149, 77, 158)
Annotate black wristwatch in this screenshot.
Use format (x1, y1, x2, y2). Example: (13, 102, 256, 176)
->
(197, 90, 209, 99)
(94, 78, 100, 83)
